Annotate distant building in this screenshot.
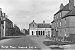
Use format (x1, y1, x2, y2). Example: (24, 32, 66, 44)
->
(21, 29, 26, 34)
(29, 20, 51, 37)
(21, 29, 29, 35)
(13, 24, 20, 36)
(51, 0, 75, 41)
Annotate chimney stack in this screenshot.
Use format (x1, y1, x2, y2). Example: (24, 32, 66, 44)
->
(0, 8, 2, 11)
(60, 3, 64, 10)
(69, 0, 74, 10)
(33, 20, 34, 22)
(2, 13, 5, 17)
(0, 8, 2, 17)
(43, 20, 45, 23)
(2, 13, 6, 20)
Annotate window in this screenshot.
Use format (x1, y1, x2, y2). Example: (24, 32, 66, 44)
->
(32, 31, 33, 35)
(1, 21, 4, 24)
(33, 24, 34, 27)
(54, 16, 55, 20)
(56, 15, 58, 19)
(41, 31, 42, 35)
(36, 31, 38, 35)
(60, 13, 62, 17)
(57, 22, 58, 27)
(65, 18, 66, 25)
(60, 22, 61, 26)
(39, 31, 40, 35)
(65, 18, 66, 20)
(43, 31, 45, 35)
(74, 0, 75, 6)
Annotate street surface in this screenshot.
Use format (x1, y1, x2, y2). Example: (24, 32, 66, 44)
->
(0, 36, 51, 50)
(1, 35, 75, 50)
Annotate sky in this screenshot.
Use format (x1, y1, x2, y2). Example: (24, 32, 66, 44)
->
(0, 0, 69, 29)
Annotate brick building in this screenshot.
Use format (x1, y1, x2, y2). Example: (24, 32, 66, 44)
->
(51, 0, 75, 41)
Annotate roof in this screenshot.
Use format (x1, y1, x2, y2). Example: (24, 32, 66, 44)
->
(37, 23, 51, 28)
(29, 21, 51, 28)
(54, 3, 70, 15)
(51, 20, 55, 23)
(62, 8, 75, 19)
(6, 18, 13, 23)
(29, 20, 37, 25)
(67, 9, 75, 16)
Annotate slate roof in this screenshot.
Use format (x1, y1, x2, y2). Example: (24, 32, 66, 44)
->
(29, 21, 51, 28)
(51, 20, 55, 23)
(62, 7, 75, 19)
(37, 23, 51, 28)
(6, 18, 13, 23)
(66, 9, 75, 16)
(54, 2, 75, 19)
(54, 3, 70, 15)
(29, 20, 37, 25)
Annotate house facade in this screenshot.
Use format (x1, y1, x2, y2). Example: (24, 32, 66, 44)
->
(1, 13, 13, 37)
(0, 8, 14, 38)
(29, 20, 51, 37)
(51, 0, 75, 41)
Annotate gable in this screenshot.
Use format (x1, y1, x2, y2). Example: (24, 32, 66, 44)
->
(29, 22, 37, 28)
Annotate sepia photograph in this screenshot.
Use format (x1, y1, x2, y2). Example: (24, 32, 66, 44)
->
(0, 0, 75, 50)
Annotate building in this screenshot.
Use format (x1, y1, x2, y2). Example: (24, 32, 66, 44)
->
(2, 13, 13, 37)
(21, 29, 29, 35)
(0, 8, 14, 38)
(51, 0, 75, 41)
(13, 24, 20, 36)
(29, 20, 51, 37)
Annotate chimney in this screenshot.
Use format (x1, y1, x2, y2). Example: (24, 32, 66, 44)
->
(0, 8, 2, 17)
(2, 13, 5, 17)
(69, 0, 74, 10)
(2, 13, 6, 20)
(0, 8, 2, 11)
(33, 20, 34, 22)
(43, 20, 45, 23)
(60, 3, 64, 10)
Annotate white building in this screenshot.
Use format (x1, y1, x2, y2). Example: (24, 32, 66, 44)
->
(29, 20, 51, 37)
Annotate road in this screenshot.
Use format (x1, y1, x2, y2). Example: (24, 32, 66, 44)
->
(0, 36, 51, 50)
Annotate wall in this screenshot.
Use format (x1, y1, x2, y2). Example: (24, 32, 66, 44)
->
(69, 16, 75, 26)
(69, 16, 75, 34)
(29, 28, 51, 36)
(29, 29, 37, 35)
(29, 22, 37, 29)
(5, 19, 13, 36)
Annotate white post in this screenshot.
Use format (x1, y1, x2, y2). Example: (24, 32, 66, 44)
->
(1, 23, 2, 38)
(1, 17, 3, 38)
(4, 20, 6, 37)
